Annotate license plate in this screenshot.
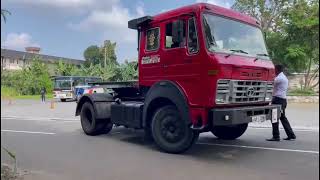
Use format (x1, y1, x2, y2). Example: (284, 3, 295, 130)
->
(251, 115, 266, 123)
(271, 108, 278, 123)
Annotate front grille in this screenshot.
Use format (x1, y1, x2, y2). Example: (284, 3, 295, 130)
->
(216, 80, 273, 104)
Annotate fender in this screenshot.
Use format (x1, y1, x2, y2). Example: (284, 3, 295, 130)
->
(142, 80, 190, 128)
(75, 93, 114, 119)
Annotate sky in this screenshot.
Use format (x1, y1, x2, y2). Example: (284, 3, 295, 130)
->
(1, 0, 234, 63)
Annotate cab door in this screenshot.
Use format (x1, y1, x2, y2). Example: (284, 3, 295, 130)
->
(161, 16, 203, 106)
(138, 25, 164, 87)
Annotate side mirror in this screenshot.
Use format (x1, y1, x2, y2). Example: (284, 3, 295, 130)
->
(172, 20, 184, 44)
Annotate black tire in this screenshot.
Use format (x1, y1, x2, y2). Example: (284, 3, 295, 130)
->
(211, 123, 248, 140)
(61, 99, 66, 102)
(80, 102, 113, 135)
(151, 105, 198, 153)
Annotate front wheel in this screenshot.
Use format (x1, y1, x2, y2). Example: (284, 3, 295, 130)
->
(60, 99, 66, 102)
(151, 105, 198, 154)
(211, 123, 248, 140)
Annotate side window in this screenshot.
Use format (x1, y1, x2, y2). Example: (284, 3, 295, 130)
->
(146, 28, 160, 51)
(165, 20, 186, 49)
(188, 17, 199, 53)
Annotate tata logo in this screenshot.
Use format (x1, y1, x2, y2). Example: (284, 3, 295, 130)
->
(246, 87, 255, 97)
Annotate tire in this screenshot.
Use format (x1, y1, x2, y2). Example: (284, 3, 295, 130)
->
(61, 99, 66, 102)
(80, 102, 113, 135)
(151, 105, 198, 153)
(211, 123, 248, 140)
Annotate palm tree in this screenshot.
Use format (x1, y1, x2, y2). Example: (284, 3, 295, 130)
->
(1, 9, 11, 23)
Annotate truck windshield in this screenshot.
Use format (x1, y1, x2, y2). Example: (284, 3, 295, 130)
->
(203, 14, 269, 60)
(54, 80, 72, 90)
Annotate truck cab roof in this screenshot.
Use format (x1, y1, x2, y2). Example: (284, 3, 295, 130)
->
(128, 3, 260, 30)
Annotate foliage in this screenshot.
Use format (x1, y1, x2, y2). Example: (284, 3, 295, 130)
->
(233, 0, 319, 90)
(83, 45, 103, 66)
(101, 40, 118, 66)
(0, 86, 18, 97)
(83, 40, 118, 67)
(288, 88, 317, 96)
(54, 60, 78, 76)
(1, 57, 53, 95)
(232, 0, 291, 32)
(118, 61, 138, 81)
(1, 9, 11, 23)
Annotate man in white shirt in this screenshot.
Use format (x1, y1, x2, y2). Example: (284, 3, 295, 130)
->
(266, 65, 296, 141)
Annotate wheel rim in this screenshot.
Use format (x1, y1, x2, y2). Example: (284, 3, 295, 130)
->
(160, 115, 185, 143)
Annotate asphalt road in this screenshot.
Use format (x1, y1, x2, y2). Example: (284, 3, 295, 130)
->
(1, 100, 319, 180)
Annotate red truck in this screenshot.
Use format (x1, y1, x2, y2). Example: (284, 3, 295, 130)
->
(75, 3, 281, 153)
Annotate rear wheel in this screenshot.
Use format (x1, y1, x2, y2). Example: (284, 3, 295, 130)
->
(151, 105, 198, 153)
(80, 102, 113, 135)
(211, 123, 248, 140)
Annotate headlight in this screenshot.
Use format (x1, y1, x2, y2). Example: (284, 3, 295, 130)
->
(265, 92, 272, 101)
(216, 93, 228, 104)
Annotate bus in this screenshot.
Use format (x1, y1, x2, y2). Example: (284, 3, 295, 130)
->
(52, 76, 102, 102)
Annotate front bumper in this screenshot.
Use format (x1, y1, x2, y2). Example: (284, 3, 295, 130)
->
(210, 104, 281, 126)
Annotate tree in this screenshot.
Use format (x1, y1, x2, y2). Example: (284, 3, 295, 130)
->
(101, 40, 118, 67)
(233, 0, 319, 90)
(281, 0, 319, 89)
(232, 0, 291, 32)
(83, 45, 103, 66)
(1, 9, 11, 23)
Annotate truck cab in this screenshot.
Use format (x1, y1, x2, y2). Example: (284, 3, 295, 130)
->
(76, 3, 281, 154)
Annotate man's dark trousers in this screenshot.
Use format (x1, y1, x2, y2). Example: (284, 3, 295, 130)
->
(271, 96, 296, 139)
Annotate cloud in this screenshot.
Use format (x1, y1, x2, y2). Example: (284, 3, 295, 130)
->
(69, 2, 145, 43)
(3, 0, 119, 13)
(196, 0, 233, 8)
(3, 33, 39, 50)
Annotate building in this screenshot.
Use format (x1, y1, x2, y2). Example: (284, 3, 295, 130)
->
(1, 47, 84, 71)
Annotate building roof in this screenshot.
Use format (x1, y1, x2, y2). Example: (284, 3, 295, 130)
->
(1, 48, 84, 65)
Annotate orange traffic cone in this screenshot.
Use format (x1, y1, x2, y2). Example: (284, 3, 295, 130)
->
(50, 100, 55, 109)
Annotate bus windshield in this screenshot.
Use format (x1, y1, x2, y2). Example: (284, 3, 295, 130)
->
(53, 76, 102, 90)
(54, 80, 72, 90)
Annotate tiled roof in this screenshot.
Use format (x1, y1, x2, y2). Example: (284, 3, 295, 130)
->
(1, 48, 84, 65)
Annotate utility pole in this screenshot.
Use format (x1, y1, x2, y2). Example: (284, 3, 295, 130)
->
(104, 40, 108, 68)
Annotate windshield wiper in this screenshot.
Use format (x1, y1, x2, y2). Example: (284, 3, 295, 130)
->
(254, 53, 269, 62)
(256, 53, 269, 57)
(225, 49, 248, 58)
(230, 49, 248, 54)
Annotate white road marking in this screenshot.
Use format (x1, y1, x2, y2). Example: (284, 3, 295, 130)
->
(1, 129, 56, 135)
(197, 142, 319, 154)
(1, 116, 78, 122)
(249, 126, 319, 132)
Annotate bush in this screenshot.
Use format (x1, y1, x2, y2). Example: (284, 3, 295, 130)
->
(1, 57, 53, 95)
(0, 86, 18, 97)
(288, 88, 317, 96)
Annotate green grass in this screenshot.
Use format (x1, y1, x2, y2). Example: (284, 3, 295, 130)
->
(1, 86, 53, 100)
(12, 94, 53, 100)
(288, 88, 317, 96)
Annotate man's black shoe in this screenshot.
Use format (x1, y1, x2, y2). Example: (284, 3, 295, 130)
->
(283, 136, 296, 140)
(266, 137, 280, 141)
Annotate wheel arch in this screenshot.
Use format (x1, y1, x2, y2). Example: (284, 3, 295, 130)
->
(142, 80, 191, 128)
(75, 93, 114, 118)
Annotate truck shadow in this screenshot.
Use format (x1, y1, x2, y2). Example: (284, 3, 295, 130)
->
(98, 127, 263, 163)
